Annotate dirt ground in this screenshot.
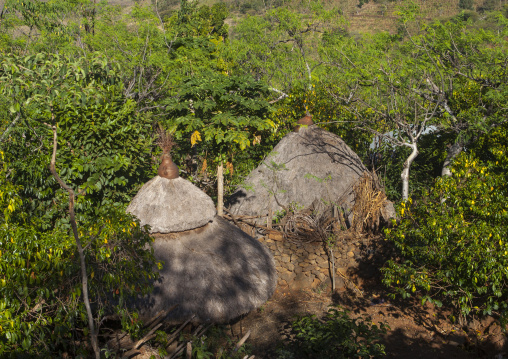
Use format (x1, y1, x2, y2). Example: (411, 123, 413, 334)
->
(132, 234, 508, 359)
(233, 236, 508, 359)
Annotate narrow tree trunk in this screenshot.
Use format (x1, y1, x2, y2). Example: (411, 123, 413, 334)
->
(48, 122, 100, 359)
(217, 162, 224, 217)
(0, 112, 21, 144)
(441, 142, 463, 177)
(401, 144, 418, 201)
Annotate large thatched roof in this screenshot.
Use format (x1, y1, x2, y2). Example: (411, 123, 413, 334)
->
(228, 125, 394, 220)
(135, 216, 277, 324)
(127, 176, 216, 233)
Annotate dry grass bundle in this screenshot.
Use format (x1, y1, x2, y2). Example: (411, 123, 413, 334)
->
(351, 172, 387, 234)
(156, 125, 176, 154)
(282, 210, 325, 244)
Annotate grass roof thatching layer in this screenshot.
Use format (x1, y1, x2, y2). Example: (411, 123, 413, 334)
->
(135, 216, 277, 324)
(127, 176, 216, 233)
(228, 125, 393, 221)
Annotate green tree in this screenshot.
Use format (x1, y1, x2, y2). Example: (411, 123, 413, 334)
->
(0, 52, 158, 357)
(166, 72, 273, 215)
(459, 0, 474, 10)
(382, 147, 508, 321)
(232, 3, 344, 101)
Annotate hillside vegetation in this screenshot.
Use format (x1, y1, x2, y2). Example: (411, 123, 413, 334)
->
(0, 0, 508, 357)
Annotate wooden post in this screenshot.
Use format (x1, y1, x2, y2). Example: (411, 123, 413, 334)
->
(217, 162, 224, 216)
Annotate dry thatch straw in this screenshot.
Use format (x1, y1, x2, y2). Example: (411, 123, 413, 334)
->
(351, 172, 388, 234)
(228, 125, 377, 223)
(156, 125, 176, 154)
(127, 176, 216, 233)
(134, 216, 277, 324)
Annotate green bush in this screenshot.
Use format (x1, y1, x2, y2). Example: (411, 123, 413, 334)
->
(284, 306, 388, 358)
(459, 0, 474, 10)
(382, 152, 508, 321)
(0, 172, 158, 356)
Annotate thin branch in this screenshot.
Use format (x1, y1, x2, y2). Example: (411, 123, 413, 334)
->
(0, 112, 22, 144)
(46, 114, 100, 359)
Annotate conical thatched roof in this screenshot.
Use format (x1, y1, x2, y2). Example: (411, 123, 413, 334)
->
(127, 176, 216, 233)
(228, 124, 395, 221)
(135, 216, 277, 323)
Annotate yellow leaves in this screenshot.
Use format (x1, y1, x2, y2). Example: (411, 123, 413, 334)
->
(7, 199, 15, 213)
(253, 135, 261, 146)
(91, 271, 94, 279)
(104, 238, 108, 244)
(225, 161, 234, 176)
(190, 131, 202, 147)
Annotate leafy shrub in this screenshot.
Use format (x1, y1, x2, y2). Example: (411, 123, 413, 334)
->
(382, 152, 508, 321)
(0, 152, 158, 356)
(3, 93, 155, 227)
(154, 325, 252, 359)
(372, 132, 449, 202)
(285, 306, 388, 358)
(459, 0, 474, 10)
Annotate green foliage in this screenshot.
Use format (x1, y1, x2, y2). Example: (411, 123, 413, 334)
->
(0, 53, 155, 225)
(0, 52, 159, 356)
(479, 0, 499, 12)
(374, 132, 451, 201)
(459, 0, 474, 10)
(232, 3, 344, 93)
(383, 150, 508, 320)
(284, 306, 388, 358)
(0, 152, 158, 356)
(167, 72, 273, 154)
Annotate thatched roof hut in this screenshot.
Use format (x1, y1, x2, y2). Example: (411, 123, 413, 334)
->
(227, 117, 395, 223)
(127, 135, 276, 323)
(127, 176, 216, 233)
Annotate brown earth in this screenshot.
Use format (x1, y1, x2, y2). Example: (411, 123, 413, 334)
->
(126, 233, 508, 359)
(232, 235, 508, 359)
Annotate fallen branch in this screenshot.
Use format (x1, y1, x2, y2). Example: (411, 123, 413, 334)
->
(165, 315, 196, 353)
(233, 330, 251, 352)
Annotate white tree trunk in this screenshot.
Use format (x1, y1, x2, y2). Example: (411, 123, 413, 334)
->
(441, 142, 463, 177)
(217, 162, 224, 217)
(401, 144, 419, 201)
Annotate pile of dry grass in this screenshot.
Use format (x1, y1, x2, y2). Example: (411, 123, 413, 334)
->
(351, 172, 387, 234)
(227, 170, 390, 243)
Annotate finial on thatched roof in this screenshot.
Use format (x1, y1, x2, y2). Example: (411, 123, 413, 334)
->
(294, 114, 313, 132)
(156, 126, 179, 180)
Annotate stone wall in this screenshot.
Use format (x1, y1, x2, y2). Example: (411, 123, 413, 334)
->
(257, 231, 363, 291)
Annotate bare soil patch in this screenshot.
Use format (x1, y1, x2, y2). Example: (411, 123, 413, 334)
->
(235, 235, 508, 358)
